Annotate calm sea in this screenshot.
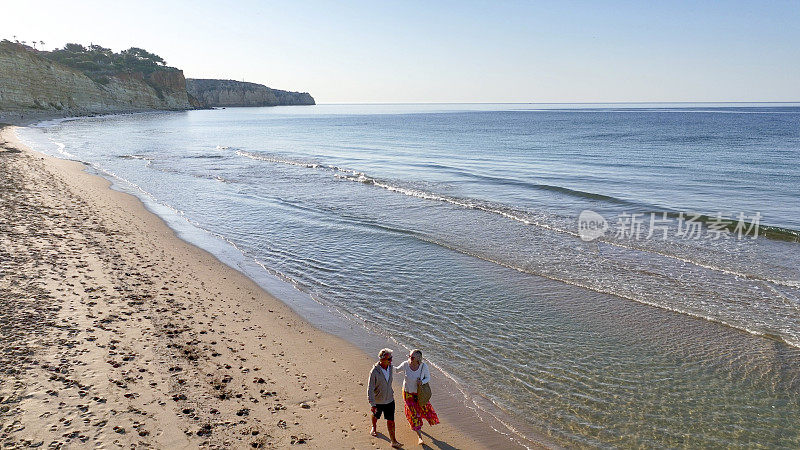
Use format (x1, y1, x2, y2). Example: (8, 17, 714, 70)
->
(19, 104, 800, 447)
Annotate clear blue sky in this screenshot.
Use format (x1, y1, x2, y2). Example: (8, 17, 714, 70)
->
(5, 1, 799, 103)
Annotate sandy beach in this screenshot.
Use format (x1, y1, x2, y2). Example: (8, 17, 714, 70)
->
(0, 126, 486, 449)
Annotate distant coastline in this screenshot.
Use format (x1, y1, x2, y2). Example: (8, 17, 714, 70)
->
(0, 40, 314, 125)
(187, 79, 314, 108)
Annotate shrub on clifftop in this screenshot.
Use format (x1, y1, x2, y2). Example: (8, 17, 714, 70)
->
(42, 43, 176, 83)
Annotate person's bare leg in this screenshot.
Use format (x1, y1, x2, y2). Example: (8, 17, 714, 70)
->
(370, 414, 378, 436)
(388, 420, 402, 447)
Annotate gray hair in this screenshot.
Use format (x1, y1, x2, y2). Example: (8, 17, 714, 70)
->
(378, 348, 393, 359)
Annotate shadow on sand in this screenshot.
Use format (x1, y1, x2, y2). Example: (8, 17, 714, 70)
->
(372, 430, 460, 449)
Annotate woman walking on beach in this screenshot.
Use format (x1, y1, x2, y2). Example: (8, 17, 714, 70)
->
(396, 349, 439, 445)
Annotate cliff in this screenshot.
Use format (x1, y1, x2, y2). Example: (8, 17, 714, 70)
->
(186, 79, 315, 107)
(0, 41, 192, 125)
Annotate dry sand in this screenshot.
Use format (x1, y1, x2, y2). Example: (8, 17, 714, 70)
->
(0, 126, 486, 449)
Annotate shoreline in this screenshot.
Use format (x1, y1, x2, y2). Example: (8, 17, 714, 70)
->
(0, 126, 505, 448)
(0, 107, 197, 128)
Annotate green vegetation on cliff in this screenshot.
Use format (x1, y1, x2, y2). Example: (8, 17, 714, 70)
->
(0, 40, 192, 124)
(42, 43, 177, 85)
(0, 39, 314, 124)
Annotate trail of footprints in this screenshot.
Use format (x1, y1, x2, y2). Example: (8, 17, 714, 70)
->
(0, 148, 365, 448)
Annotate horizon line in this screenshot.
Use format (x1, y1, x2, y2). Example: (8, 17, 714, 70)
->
(314, 101, 800, 105)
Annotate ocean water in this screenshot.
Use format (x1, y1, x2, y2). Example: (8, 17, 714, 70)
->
(18, 104, 800, 447)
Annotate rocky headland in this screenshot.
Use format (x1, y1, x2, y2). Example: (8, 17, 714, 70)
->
(186, 79, 315, 107)
(0, 41, 193, 125)
(0, 41, 315, 125)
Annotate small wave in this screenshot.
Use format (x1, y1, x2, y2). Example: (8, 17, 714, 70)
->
(233, 151, 572, 232)
(660, 135, 719, 143)
(236, 150, 323, 169)
(579, 132, 636, 140)
(760, 224, 800, 243)
(186, 154, 226, 159)
(335, 171, 576, 231)
(460, 170, 642, 207)
(53, 141, 76, 158)
(30, 117, 81, 128)
(117, 154, 154, 169)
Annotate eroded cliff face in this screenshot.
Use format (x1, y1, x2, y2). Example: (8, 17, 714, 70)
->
(0, 42, 192, 124)
(186, 79, 315, 108)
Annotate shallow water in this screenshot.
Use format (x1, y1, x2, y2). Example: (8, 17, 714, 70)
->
(19, 103, 800, 447)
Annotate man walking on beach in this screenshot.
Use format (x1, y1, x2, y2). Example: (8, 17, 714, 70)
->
(368, 348, 402, 448)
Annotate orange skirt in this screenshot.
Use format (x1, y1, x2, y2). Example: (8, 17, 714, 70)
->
(403, 390, 440, 431)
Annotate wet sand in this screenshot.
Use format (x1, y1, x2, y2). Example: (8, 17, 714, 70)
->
(0, 126, 487, 449)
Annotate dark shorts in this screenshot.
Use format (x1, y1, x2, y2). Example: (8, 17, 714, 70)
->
(373, 401, 395, 421)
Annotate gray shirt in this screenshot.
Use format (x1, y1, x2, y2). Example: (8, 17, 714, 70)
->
(367, 362, 394, 406)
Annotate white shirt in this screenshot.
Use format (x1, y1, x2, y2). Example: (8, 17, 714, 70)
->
(396, 360, 430, 394)
(379, 365, 391, 382)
